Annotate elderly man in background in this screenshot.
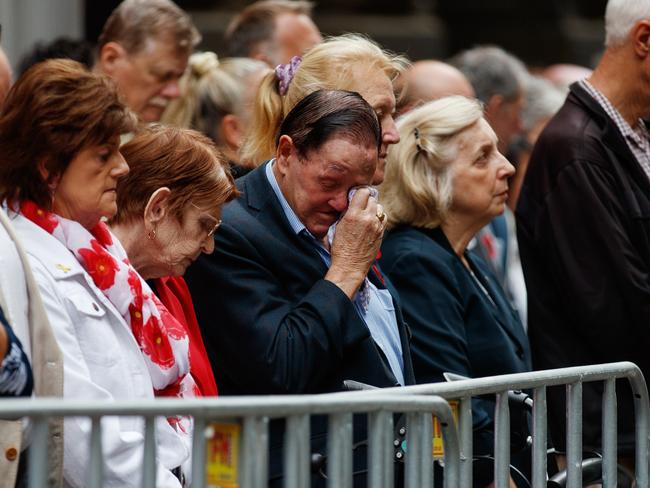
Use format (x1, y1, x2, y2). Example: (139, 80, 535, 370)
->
(94, 0, 200, 123)
(451, 46, 527, 154)
(396, 59, 475, 115)
(224, 0, 322, 67)
(517, 0, 650, 461)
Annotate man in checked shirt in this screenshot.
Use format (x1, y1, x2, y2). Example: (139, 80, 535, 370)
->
(516, 0, 650, 469)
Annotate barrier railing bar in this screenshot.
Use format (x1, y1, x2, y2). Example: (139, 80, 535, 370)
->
(284, 413, 310, 488)
(368, 409, 393, 488)
(327, 412, 353, 488)
(142, 416, 156, 488)
(339, 362, 644, 399)
(0, 394, 470, 418)
(247, 415, 269, 488)
(190, 417, 207, 488)
(28, 416, 49, 488)
(383, 412, 395, 488)
(566, 382, 583, 488)
(494, 391, 510, 488)
(1, 396, 455, 488)
(438, 398, 461, 488)
(531, 387, 547, 488)
(89, 416, 103, 488)
(602, 378, 617, 487)
(631, 367, 650, 488)
(405, 411, 423, 487)
(459, 397, 473, 488)
(419, 412, 433, 488)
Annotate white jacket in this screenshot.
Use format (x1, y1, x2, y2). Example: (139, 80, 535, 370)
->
(11, 212, 189, 488)
(0, 207, 64, 488)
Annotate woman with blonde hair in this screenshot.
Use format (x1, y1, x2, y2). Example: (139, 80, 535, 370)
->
(240, 34, 409, 184)
(161, 51, 269, 177)
(379, 96, 529, 488)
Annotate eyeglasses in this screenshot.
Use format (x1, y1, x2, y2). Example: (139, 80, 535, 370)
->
(190, 203, 222, 237)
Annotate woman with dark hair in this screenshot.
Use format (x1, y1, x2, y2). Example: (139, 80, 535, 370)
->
(110, 125, 238, 396)
(0, 59, 189, 487)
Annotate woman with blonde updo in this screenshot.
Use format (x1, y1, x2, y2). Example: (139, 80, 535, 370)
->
(161, 51, 269, 177)
(240, 34, 409, 184)
(379, 96, 530, 488)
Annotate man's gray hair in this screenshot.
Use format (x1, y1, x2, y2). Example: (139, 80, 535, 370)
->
(98, 0, 201, 54)
(521, 75, 565, 133)
(450, 45, 527, 104)
(605, 0, 650, 47)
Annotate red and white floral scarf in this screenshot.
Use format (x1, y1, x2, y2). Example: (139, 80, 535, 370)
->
(20, 201, 198, 431)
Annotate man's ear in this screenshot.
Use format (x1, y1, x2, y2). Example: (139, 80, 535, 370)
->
(485, 94, 505, 121)
(275, 135, 296, 177)
(97, 41, 128, 75)
(143, 187, 172, 230)
(632, 20, 650, 58)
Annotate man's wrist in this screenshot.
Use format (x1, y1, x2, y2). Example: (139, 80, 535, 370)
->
(324, 267, 366, 299)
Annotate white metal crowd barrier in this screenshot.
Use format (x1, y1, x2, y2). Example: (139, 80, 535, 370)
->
(344, 361, 650, 488)
(0, 361, 647, 488)
(0, 393, 460, 488)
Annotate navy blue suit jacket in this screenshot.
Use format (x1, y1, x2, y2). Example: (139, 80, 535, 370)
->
(185, 164, 415, 484)
(379, 225, 531, 455)
(186, 164, 415, 395)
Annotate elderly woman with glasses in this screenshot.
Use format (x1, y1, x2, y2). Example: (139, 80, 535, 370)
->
(110, 125, 238, 396)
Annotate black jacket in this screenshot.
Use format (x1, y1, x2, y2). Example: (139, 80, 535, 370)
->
(380, 226, 530, 460)
(516, 82, 650, 452)
(185, 163, 415, 484)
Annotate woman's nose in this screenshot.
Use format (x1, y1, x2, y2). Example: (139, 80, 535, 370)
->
(499, 153, 516, 178)
(113, 151, 130, 177)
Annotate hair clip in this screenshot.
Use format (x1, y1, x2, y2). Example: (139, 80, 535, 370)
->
(414, 127, 423, 152)
(275, 55, 302, 96)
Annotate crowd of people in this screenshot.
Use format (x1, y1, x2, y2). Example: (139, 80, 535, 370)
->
(0, 0, 648, 486)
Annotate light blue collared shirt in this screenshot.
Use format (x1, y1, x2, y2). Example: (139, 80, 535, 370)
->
(265, 161, 405, 385)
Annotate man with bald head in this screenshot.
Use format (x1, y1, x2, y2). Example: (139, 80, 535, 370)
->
(0, 45, 12, 107)
(397, 59, 474, 115)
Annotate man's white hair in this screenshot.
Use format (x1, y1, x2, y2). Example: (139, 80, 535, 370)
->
(605, 0, 650, 47)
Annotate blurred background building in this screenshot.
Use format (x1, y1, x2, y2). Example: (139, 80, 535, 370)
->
(1, 0, 606, 73)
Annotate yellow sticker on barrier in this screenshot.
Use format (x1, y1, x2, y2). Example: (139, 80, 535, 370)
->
(432, 400, 459, 459)
(206, 422, 241, 488)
